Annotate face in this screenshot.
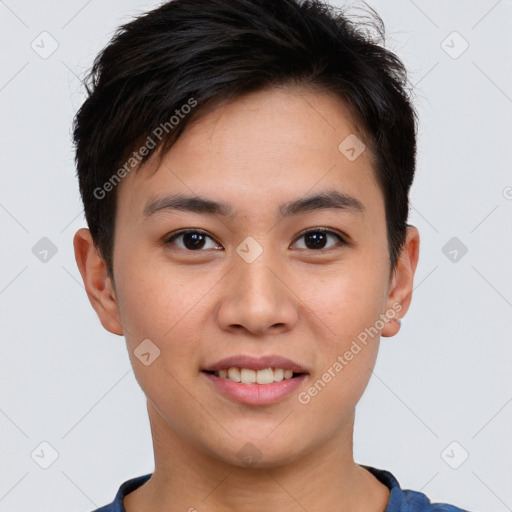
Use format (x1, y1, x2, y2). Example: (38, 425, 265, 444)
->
(75, 85, 419, 469)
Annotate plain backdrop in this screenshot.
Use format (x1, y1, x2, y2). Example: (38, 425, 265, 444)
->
(1, 0, 511, 510)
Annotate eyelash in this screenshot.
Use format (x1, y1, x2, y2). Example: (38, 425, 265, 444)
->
(163, 228, 347, 253)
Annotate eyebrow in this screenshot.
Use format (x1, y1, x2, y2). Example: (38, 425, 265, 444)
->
(142, 189, 365, 220)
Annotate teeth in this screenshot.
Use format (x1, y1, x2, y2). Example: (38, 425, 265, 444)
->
(240, 368, 256, 383)
(227, 367, 241, 382)
(256, 368, 273, 384)
(215, 367, 299, 384)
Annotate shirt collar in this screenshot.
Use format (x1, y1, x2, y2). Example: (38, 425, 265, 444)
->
(361, 465, 404, 511)
(109, 473, 151, 512)
(109, 465, 400, 512)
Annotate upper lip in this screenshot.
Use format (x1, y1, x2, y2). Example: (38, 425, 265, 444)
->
(202, 355, 309, 373)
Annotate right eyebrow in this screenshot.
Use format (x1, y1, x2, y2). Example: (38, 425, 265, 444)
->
(142, 189, 365, 220)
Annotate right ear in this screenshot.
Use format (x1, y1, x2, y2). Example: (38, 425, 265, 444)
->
(73, 228, 124, 336)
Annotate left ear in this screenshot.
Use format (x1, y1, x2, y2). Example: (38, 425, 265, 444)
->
(381, 225, 420, 337)
(73, 228, 124, 336)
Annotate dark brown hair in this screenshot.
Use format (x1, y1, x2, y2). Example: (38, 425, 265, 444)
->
(73, 0, 417, 277)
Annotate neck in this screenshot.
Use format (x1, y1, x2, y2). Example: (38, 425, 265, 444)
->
(123, 401, 390, 512)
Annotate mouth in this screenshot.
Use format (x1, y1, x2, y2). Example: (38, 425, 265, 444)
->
(201, 367, 306, 385)
(201, 354, 309, 384)
(201, 369, 308, 406)
(200, 354, 310, 405)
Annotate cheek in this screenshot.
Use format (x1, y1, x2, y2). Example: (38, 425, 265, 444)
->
(293, 262, 387, 406)
(114, 264, 207, 416)
(113, 252, 223, 382)
(296, 344, 378, 439)
(296, 273, 384, 417)
(115, 248, 202, 339)
(299, 260, 388, 343)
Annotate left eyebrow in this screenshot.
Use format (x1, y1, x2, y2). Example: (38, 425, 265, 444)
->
(142, 189, 365, 220)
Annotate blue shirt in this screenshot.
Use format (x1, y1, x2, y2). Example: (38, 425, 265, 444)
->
(90, 465, 472, 512)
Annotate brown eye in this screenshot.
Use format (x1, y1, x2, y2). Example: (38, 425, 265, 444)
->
(164, 230, 221, 251)
(163, 227, 346, 253)
(292, 228, 346, 251)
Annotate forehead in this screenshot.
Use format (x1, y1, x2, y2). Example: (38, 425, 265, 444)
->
(115, 85, 383, 224)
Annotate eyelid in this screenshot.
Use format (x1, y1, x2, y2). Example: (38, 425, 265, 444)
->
(163, 228, 222, 249)
(291, 227, 348, 250)
(163, 227, 348, 251)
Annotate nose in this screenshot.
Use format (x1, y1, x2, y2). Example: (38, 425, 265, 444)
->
(216, 248, 299, 336)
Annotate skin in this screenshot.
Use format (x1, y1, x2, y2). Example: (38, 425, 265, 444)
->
(74, 85, 419, 512)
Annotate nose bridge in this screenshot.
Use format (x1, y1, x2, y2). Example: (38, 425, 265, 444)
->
(235, 236, 283, 304)
(217, 235, 298, 334)
(242, 255, 279, 297)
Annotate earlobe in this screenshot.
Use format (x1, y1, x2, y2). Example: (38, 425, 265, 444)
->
(381, 225, 420, 338)
(73, 228, 124, 336)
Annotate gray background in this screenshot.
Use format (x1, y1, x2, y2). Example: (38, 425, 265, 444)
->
(1, 0, 511, 510)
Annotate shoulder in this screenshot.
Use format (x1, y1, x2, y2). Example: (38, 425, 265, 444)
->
(87, 505, 114, 512)
(401, 488, 472, 512)
(361, 465, 473, 512)
(87, 473, 152, 512)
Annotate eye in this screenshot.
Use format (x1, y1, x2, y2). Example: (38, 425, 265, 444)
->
(163, 229, 221, 251)
(163, 227, 347, 252)
(292, 228, 346, 251)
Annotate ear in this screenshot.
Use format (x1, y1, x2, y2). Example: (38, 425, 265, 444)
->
(73, 228, 123, 336)
(381, 225, 420, 338)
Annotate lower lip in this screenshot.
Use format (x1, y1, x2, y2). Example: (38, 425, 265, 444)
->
(202, 372, 308, 406)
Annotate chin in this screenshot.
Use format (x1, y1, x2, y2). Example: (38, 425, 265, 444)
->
(204, 434, 311, 470)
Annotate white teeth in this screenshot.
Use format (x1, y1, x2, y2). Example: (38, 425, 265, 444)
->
(240, 368, 256, 384)
(215, 367, 299, 384)
(227, 367, 241, 382)
(273, 368, 284, 381)
(256, 368, 274, 384)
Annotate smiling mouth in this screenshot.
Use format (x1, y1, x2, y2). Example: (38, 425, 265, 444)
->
(202, 368, 306, 385)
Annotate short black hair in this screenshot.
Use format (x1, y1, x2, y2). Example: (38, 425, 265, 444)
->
(73, 0, 418, 278)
